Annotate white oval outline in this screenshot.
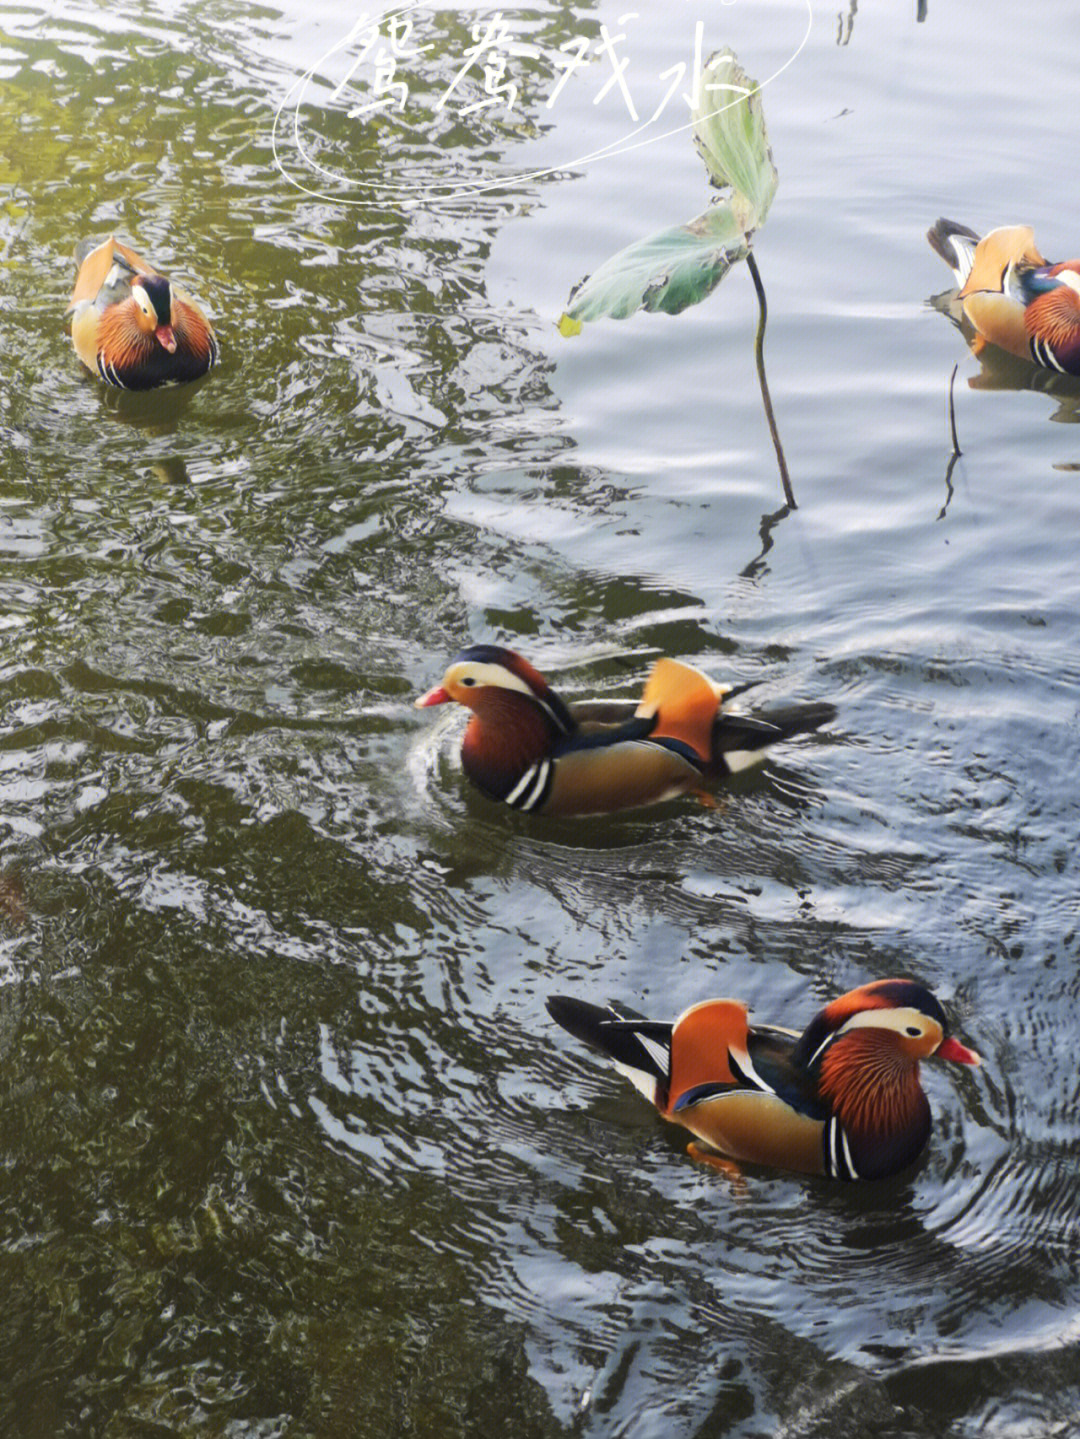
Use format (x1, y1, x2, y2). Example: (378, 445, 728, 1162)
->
(272, 1, 814, 205)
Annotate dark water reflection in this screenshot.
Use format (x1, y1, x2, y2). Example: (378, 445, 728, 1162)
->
(3, 0, 1080, 1434)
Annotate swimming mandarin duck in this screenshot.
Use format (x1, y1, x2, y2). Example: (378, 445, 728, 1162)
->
(928, 219, 1080, 374)
(68, 235, 219, 389)
(548, 978, 980, 1180)
(415, 645, 835, 817)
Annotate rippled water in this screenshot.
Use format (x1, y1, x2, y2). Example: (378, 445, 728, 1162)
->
(2, 0, 1080, 1434)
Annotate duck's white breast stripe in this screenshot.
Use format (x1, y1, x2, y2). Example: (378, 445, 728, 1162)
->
(520, 760, 552, 810)
(840, 1127, 859, 1180)
(1032, 336, 1066, 372)
(505, 764, 540, 805)
(825, 1117, 859, 1180)
(506, 760, 551, 811)
(97, 354, 126, 388)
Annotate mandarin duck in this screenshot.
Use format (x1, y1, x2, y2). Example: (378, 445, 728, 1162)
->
(548, 978, 980, 1181)
(415, 645, 835, 817)
(928, 218, 1080, 374)
(68, 235, 219, 389)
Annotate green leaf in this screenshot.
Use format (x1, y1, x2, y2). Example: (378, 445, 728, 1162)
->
(691, 49, 778, 229)
(561, 203, 750, 327)
(559, 47, 778, 330)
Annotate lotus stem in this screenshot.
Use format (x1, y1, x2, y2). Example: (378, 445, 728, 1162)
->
(746, 250, 795, 510)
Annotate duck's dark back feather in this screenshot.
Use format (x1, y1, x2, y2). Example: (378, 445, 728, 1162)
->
(745, 1027, 829, 1118)
(546, 997, 668, 1082)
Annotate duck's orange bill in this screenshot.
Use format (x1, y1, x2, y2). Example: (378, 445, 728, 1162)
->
(415, 685, 450, 708)
(937, 1035, 980, 1066)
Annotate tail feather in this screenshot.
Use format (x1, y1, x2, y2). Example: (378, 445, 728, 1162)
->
(713, 701, 835, 754)
(748, 700, 836, 741)
(547, 996, 670, 1103)
(928, 218, 981, 286)
(711, 713, 786, 753)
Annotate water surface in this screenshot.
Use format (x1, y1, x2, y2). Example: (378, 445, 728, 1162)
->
(2, 1, 1080, 1434)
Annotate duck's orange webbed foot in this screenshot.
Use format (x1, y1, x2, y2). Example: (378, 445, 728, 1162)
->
(687, 1142, 747, 1190)
(692, 789, 723, 811)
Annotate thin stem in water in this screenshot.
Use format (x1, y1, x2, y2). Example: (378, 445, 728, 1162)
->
(746, 250, 796, 510)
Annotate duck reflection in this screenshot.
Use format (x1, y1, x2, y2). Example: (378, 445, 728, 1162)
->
(930, 288, 1080, 422)
(88, 375, 211, 434)
(0, 873, 27, 929)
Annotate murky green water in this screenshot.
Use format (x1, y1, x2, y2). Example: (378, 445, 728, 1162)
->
(3, 1, 1080, 1434)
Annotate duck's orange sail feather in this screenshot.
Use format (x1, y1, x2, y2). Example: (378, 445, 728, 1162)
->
(634, 658, 724, 763)
(957, 225, 1045, 298)
(68, 235, 160, 309)
(664, 999, 748, 1112)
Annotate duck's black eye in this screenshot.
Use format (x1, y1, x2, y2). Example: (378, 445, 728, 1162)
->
(461, 676, 477, 686)
(905, 1026, 921, 1036)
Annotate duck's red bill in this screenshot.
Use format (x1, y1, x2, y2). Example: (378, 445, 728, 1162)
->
(937, 1035, 980, 1066)
(415, 685, 450, 708)
(155, 324, 178, 353)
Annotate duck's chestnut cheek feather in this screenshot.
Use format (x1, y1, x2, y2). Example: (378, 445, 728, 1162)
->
(415, 685, 450, 708)
(937, 1035, 981, 1066)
